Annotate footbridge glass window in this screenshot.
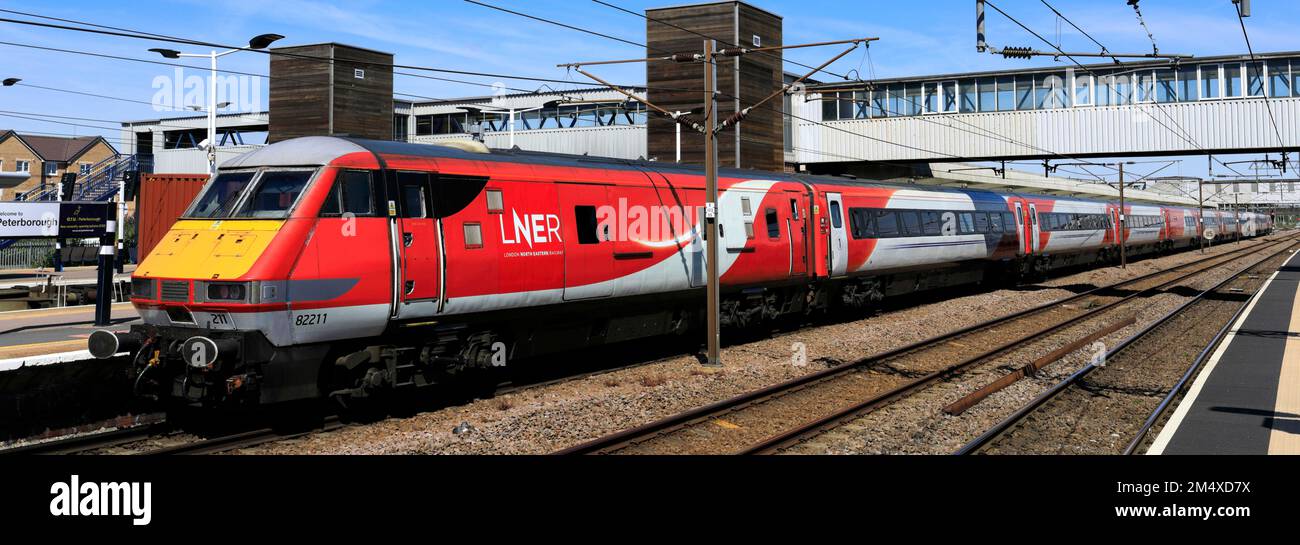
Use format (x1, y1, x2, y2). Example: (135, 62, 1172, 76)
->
(1178, 66, 1199, 102)
(959, 81, 977, 113)
(1270, 61, 1291, 98)
(1225, 63, 1243, 97)
(978, 78, 997, 112)
(942, 81, 958, 113)
(1073, 74, 1093, 106)
(923, 84, 938, 114)
(1114, 74, 1133, 105)
(996, 77, 1015, 111)
(1016, 76, 1034, 110)
(1292, 60, 1300, 97)
(1097, 75, 1115, 106)
(1156, 69, 1177, 103)
(905, 85, 923, 116)
(1202, 64, 1222, 99)
(1247, 61, 1266, 97)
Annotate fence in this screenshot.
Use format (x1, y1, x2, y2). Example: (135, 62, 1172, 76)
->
(0, 239, 55, 270)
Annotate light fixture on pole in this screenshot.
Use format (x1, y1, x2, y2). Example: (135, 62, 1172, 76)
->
(150, 34, 284, 175)
(1, 78, 19, 87)
(460, 100, 561, 148)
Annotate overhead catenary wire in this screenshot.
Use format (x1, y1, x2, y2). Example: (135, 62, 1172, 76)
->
(983, 0, 1249, 179)
(588, 0, 852, 81)
(0, 10, 647, 90)
(480, 0, 1120, 171)
(1234, 2, 1288, 160)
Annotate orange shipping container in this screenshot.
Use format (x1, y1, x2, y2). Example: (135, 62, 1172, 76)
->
(136, 174, 206, 260)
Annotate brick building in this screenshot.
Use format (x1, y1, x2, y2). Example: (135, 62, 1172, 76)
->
(0, 131, 118, 199)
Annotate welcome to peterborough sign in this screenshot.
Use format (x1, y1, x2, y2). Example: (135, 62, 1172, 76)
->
(0, 202, 111, 238)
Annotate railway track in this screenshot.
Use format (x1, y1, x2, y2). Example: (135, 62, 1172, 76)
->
(556, 234, 1298, 455)
(142, 416, 347, 455)
(0, 423, 166, 455)
(956, 239, 1297, 455)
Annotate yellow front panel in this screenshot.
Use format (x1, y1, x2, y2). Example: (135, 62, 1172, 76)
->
(136, 220, 284, 280)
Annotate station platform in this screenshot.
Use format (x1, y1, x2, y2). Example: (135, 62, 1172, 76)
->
(0, 302, 139, 371)
(0, 264, 136, 290)
(1149, 250, 1300, 455)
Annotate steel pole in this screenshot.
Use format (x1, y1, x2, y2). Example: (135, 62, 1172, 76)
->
(1118, 163, 1126, 268)
(94, 219, 116, 327)
(1198, 179, 1205, 253)
(207, 51, 217, 175)
(704, 39, 721, 368)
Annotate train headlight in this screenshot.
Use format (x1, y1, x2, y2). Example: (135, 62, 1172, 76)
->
(131, 278, 155, 299)
(206, 282, 248, 302)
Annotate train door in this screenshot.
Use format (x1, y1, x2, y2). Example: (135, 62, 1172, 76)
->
(1013, 201, 1030, 256)
(786, 192, 808, 276)
(1110, 207, 1122, 247)
(395, 171, 441, 311)
(826, 192, 848, 277)
(1027, 202, 1041, 253)
(558, 183, 615, 300)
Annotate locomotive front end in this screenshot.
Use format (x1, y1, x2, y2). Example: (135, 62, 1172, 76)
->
(92, 166, 328, 407)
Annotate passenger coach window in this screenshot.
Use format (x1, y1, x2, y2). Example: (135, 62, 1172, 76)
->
(829, 201, 842, 229)
(849, 208, 874, 239)
(875, 211, 900, 237)
(922, 211, 942, 235)
(575, 206, 600, 244)
(766, 208, 780, 239)
(899, 211, 921, 236)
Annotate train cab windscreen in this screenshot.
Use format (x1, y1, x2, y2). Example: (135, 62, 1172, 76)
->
(185, 169, 317, 219)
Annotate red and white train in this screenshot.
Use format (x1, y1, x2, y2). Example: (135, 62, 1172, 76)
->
(91, 137, 1273, 406)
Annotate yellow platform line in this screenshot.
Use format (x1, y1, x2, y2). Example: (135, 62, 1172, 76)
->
(0, 339, 88, 359)
(1268, 284, 1300, 454)
(0, 302, 134, 322)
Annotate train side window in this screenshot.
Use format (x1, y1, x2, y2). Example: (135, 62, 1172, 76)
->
(875, 210, 900, 238)
(339, 171, 375, 216)
(1004, 212, 1016, 230)
(486, 189, 504, 214)
(766, 208, 781, 239)
(742, 197, 753, 217)
(849, 208, 875, 239)
(989, 212, 1004, 233)
(789, 199, 800, 220)
(898, 211, 922, 236)
(958, 212, 975, 234)
(921, 211, 942, 235)
(829, 201, 843, 229)
(397, 172, 431, 219)
(974, 212, 990, 233)
(575, 206, 601, 244)
(463, 222, 484, 249)
(321, 182, 342, 216)
(745, 221, 755, 239)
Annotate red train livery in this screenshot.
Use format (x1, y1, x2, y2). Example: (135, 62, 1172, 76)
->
(90, 137, 1273, 406)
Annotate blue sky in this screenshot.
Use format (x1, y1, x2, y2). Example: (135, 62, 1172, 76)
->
(1, 0, 1296, 179)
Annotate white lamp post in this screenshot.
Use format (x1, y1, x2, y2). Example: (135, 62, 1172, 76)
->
(150, 34, 283, 175)
(461, 100, 561, 149)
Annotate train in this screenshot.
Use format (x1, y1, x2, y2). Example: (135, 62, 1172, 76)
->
(89, 136, 1274, 407)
